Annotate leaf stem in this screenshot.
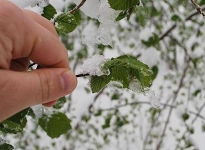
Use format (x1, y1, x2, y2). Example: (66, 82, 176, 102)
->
(28, 63, 36, 68)
(76, 73, 90, 77)
(28, 63, 90, 78)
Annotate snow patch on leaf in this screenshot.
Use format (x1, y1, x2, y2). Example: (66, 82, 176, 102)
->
(82, 54, 108, 76)
(81, 0, 119, 45)
(129, 79, 142, 93)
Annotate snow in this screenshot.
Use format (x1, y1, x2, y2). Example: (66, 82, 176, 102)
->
(24, 5, 44, 14)
(71, 0, 100, 19)
(145, 90, 162, 109)
(9, 0, 41, 8)
(3, 0, 205, 150)
(129, 79, 161, 108)
(82, 22, 98, 45)
(80, 0, 119, 45)
(129, 79, 142, 93)
(82, 54, 107, 76)
(9, 0, 48, 15)
(0, 138, 5, 145)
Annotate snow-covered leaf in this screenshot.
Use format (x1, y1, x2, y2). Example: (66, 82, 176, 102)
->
(90, 55, 153, 93)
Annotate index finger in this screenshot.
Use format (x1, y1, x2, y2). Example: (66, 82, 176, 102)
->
(26, 13, 69, 68)
(0, 1, 69, 69)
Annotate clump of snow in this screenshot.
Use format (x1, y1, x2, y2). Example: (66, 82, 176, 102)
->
(98, 0, 118, 25)
(31, 105, 53, 120)
(31, 105, 44, 119)
(80, 0, 119, 45)
(107, 81, 123, 89)
(10, 0, 48, 15)
(129, 79, 161, 108)
(71, 0, 100, 19)
(0, 138, 5, 145)
(96, 24, 113, 46)
(9, 0, 41, 8)
(24, 5, 43, 14)
(82, 54, 107, 76)
(82, 22, 98, 45)
(129, 79, 142, 93)
(145, 90, 162, 109)
(25, 1, 48, 15)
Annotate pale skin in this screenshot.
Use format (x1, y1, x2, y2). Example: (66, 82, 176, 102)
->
(0, 1, 77, 121)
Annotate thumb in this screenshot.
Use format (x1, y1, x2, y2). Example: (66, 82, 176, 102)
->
(0, 69, 77, 121)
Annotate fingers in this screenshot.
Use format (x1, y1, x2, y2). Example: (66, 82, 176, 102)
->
(22, 10, 69, 68)
(24, 12, 69, 68)
(0, 1, 69, 69)
(10, 58, 30, 71)
(23, 10, 58, 37)
(0, 68, 77, 121)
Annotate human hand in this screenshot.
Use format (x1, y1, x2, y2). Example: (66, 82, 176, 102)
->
(0, 1, 77, 121)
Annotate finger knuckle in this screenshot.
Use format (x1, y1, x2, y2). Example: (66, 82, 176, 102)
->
(36, 71, 53, 103)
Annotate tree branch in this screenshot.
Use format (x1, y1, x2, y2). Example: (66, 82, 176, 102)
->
(174, 101, 205, 149)
(101, 101, 175, 112)
(159, 5, 205, 40)
(155, 63, 190, 150)
(190, 0, 205, 16)
(69, 0, 86, 14)
(188, 110, 205, 121)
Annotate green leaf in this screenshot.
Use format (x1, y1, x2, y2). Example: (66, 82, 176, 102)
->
(171, 14, 181, 22)
(90, 75, 111, 93)
(115, 116, 129, 127)
(182, 113, 189, 121)
(151, 66, 158, 80)
(42, 4, 57, 20)
(193, 89, 201, 96)
(142, 33, 159, 47)
(53, 97, 66, 109)
(0, 139, 14, 150)
(135, 6, 150, 26)
(54, 13, 77, 34)
(102, 115, 112, 129)
(202, 124, 205, 132)
(38, 112, 72, 138)
(0, 108, 30, 134)
(67, 4, 82, 25)
(189, 127, 194, 134)
(116, 11, 128, 21)
(108, 0, 139, 10)
(111, 92, 122, 100)
(90, 55, 153, 93)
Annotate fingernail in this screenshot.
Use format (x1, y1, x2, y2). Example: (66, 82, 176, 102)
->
(60, 70, 77, 93)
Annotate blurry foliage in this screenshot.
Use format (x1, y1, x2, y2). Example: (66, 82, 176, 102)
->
(2, 0, 205, 150)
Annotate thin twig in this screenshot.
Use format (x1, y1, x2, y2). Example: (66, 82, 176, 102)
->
(76, 73, 90, 77)
(159, 5, 205, 40)
(174, 101, 205, 149)
(69, 0, 86, 14)
(101, 101, 176, 112)
(28, 63, 36, 68)
(190, 0, 205, 16)
(188, 110, 205, 121)
(155, 63, 190, 150)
